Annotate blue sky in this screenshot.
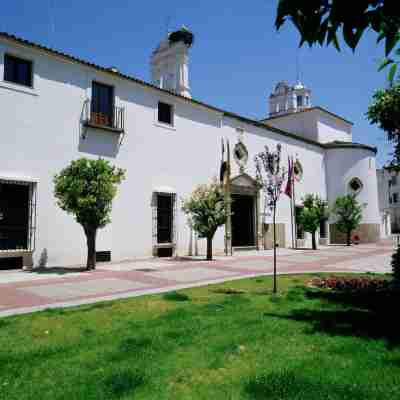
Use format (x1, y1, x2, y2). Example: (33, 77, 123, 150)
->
(1, 0, 392, 166)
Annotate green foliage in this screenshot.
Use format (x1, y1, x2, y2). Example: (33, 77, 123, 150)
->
(391, 244, 400, 280)
(332, 195, 364, 245)
(276, 1, 400, 55)
(297, 194, 328, 250)
(275, 1, 400, 81)
(0, 274, 398, 399)
(367, 82, 400, 163)
(298, 194, 328, 235)
(181, 179, 226, 239)
(54, 158, 125, 229)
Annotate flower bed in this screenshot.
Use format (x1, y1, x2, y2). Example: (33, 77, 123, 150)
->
(309, 276, 391, 292)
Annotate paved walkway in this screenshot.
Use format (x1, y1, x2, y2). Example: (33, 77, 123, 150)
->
(0, 242, 393, 318)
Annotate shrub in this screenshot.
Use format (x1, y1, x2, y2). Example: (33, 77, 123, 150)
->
(310, 276, 390, 292)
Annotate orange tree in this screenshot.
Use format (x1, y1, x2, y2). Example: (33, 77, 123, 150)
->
(54, 158, 125, 270)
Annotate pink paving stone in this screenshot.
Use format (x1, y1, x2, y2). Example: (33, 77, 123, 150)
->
(0, 243, 393, 317)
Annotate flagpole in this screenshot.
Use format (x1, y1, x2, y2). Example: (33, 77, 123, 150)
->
(290, 171, 295, 249)
(221, 138, 228, 256)
(292, 157, 297, 248)
(226, 139, 232, 256)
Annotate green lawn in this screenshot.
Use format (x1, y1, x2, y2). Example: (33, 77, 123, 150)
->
(1, 274, 399, 399)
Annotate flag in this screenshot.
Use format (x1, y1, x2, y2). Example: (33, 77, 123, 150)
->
(220, 138, 227, 183)
(284, 156, 293, 198)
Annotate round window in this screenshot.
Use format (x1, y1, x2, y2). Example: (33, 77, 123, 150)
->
(293, 160, 303, 182)
(348, 177, 363, 195)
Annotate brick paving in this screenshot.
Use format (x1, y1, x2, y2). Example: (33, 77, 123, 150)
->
(0, 241, 394, 318)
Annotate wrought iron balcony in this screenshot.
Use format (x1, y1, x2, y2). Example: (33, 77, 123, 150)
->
(83, 99, 125, 133)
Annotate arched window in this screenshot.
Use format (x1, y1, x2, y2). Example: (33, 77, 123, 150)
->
(297, 95, 303, 107)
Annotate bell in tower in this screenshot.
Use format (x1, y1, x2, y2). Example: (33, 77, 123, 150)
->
(268, 81, 311, 117)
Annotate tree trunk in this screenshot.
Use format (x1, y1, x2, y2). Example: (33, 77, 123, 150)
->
(273, 205, 277, 294)
(206, 236, 213, 261)
(311, 231, 317, 250)
(346, 230, 351, 246)
(84, 226, 97, 270)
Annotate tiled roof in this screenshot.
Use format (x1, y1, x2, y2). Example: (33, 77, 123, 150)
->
(0, 32, 374, 154)
(261, 106, 354, 125)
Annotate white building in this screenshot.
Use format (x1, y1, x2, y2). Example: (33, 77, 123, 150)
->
(0, 29, 386, 269)
(377, 168, 397, 234)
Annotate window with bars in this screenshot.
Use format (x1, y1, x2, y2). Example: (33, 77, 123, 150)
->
(0, 181, 37, 251)
(4, 54, 33, 87)
(319, 219, 328, 239)
(295, 206, 305, 240)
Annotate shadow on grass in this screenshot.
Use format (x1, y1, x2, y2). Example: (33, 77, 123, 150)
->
(104, 369, 145, 397)
(0, 319, 9, 328)
(163, 291, 190, 302)
(265, 288, 400, 349)
(245, 369, 377, 400)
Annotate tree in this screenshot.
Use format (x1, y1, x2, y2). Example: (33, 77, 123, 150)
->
(331, 195, 364, 246)
(297, 194, 329, 250)
(275, 0, 400, 82)
(255, 144, 286, 293)
(367, 82, 400, 164)
(182, 179, 226, 260)
(54, 158, 125, 270)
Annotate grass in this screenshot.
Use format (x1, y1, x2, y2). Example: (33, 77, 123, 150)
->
(0, 273, 400, 399)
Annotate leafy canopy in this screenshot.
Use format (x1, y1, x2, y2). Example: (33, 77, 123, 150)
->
(54, 158, 126, 229)
(276, 0, 400, 81)
(332, 194, 363, 233)
(297, 194, 329, 234)
(182, 179, 226, 238)
(367, 82, 400, 164)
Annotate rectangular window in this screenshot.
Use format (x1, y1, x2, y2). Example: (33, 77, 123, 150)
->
(91, 82, 114, 127)
(391, 176, 397, 186)
(0, 182, 30, 251)
(319, 219, 327, 239)
(393, 193, 399, 203)
(4, 54, 33, 87)
(297, 95, 303, 107)
(295, 206, 305, 239)
(158, 102, 173, 125)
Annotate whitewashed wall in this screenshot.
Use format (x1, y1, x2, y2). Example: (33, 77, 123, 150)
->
(0, 37, 382, 266)
(325, 147, 380, 223)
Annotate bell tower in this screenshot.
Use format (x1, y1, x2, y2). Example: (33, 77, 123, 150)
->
(150, 26, 193, 98)
(268, 81, 311, 117)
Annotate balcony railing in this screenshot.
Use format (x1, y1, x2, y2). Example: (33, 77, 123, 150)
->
(83, 100, 125, 133)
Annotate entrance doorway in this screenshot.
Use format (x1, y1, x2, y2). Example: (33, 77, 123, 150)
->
(231, 194, 255, 247)
(152, 191, 176, 258)
(157, 194, 173, 244)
